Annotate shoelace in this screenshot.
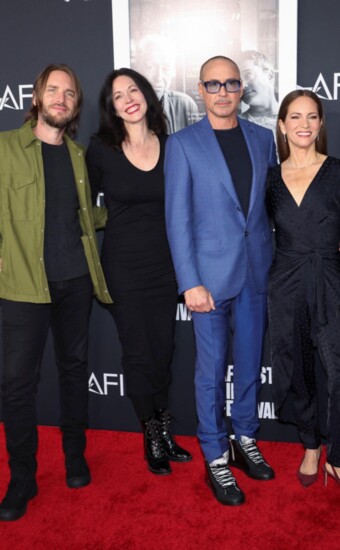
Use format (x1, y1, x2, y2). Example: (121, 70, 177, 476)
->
(160, 410, 172, 433)
(145, 420, 162, 441)
(145, 420, 165, 458)
(241, 440, 267, 465)
(210, 464, 237, 488)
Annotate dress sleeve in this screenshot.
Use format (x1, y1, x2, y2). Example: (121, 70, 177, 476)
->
(86, 138, 104, 206)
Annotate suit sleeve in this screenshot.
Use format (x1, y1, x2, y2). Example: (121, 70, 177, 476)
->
(164, 134, 202, 294)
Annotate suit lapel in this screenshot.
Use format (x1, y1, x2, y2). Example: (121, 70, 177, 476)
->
(193, 116, 242, 209)
(238, 117, 260, 217)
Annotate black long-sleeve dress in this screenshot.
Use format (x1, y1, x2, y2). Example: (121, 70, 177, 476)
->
(266, 157, 340, 465)
(86, 134, 178, 419)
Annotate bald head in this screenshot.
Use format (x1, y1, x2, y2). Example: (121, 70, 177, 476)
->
(199, 56, 240, 82)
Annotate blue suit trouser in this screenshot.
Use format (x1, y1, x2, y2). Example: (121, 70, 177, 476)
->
(192, 268, 267, 463)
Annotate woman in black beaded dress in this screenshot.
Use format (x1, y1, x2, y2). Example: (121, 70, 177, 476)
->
(86, 68, 191, 475)
(266, 89, 340, 488)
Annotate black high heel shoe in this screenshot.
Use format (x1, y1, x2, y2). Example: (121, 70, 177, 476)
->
(297, 447, 321, 488)
(323, 464, 340, 487)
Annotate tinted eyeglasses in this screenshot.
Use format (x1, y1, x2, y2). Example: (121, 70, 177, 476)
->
(201, 79, 242, 94)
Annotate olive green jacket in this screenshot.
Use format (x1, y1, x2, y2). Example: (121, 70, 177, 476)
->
(0, 120, 112, 304)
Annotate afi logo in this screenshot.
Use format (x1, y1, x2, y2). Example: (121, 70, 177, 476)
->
(299, 72, 340, 100)
(0, 84, 33, 110)
(88, 372, 125, 396)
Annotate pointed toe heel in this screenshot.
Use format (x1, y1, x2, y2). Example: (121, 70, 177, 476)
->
(323, 464, 340, 487)
(297, 447, 321, 488)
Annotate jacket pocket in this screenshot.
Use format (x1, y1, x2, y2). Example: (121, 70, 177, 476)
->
(1, 173, 35, 221)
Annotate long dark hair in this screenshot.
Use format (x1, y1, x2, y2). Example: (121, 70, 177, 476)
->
(95, 68, 167, 149)
(276, 89, 327, 162)
(25, 63, 83, 138)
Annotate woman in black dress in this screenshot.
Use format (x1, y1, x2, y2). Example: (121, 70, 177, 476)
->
(266, 90, 340, 488)
(86, 68, 191, 475)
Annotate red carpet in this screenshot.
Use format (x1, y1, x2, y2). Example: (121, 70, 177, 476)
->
(0, 425, 339, 549)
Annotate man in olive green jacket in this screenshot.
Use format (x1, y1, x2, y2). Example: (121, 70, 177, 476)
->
(0, 64, 112, 521)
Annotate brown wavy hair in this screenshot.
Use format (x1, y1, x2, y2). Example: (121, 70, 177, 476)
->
(276, 89, 327, 162)
(25, 63, 83, 138)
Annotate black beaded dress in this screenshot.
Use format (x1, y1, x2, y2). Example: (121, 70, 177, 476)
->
(86, 134, 178, 418)
(266, 157, 340, 465)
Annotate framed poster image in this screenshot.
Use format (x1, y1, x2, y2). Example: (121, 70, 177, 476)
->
(111, 0, 298, 132)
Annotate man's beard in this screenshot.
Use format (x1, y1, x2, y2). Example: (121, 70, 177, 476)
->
(41, 105, 73, 129)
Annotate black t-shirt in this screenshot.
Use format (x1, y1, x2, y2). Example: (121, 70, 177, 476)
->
(214, 125, 253, 217)
(42, 141, 88, 281)
(85, 134, 175, 294)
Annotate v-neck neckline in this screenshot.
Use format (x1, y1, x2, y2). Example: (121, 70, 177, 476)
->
(279, 157, 328, 208)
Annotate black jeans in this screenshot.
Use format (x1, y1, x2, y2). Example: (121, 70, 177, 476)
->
(1, 274, 93, 479)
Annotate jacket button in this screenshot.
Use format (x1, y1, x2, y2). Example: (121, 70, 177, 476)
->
(245, 231, 249, 237)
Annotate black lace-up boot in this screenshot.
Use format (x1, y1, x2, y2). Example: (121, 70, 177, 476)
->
(141, 416, 171, 475)
(154, 408, 192, 462)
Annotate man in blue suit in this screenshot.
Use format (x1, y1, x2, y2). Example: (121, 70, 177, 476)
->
(165, 56, 277, 505)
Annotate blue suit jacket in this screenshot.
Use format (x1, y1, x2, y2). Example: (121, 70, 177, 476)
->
(164, 115, 277, 300)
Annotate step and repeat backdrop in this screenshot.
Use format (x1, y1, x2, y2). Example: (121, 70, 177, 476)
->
(0, 0, 338, 441)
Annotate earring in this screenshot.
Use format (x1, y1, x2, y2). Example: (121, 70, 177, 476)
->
(283, 133, 287, 143)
